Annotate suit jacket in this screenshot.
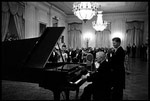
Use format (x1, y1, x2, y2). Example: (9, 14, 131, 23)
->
(71, 50, 76, 59)
(109, 46, 125, 89)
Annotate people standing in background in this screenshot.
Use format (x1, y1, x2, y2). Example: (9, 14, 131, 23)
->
(78, 49, 83, 63)
(132, 43, 136, 58)
(109, 37, 125, 100)
(71, 48, 76, 63)
(140, 43, 144, 59)
(61, 44, 68, 62)
(72, 48, 83, 63)
(48, 47, 59, 63)
(143, 43, 147, 61)
(67, 48, 73, 62)
(126, 44, 131, 57)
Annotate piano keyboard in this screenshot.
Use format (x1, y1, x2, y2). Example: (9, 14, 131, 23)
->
(69, 72, 90, 84)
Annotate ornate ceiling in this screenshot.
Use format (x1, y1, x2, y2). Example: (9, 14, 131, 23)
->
(48, 2, 148, 15)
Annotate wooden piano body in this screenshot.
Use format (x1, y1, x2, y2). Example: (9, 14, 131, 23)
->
(2, 27, 87, 100)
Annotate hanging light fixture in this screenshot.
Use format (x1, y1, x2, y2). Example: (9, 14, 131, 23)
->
(73, 2, 99, 22)
(92, 11, 108, 31)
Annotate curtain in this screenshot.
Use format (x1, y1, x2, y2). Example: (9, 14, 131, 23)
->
(14, 14, 24, 39)
(2, 2, 10, 41)
(95, 23, 111, 48)
(2, 2, 25, 41)
(68, 22, 82, 49)
(9, 2, 25, 39)
(126, 21, 144, 57)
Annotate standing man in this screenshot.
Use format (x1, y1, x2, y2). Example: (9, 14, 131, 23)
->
(132, 43, 136, 58)
(109, 37, 125, 100)
(61, 44, 68, 62)
(126, 44, 131, 57)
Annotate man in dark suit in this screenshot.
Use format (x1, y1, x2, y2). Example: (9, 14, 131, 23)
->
(126, 43, 131, 57)
(71, 49, 77, 62)
(132, 43, 136, 58)
(109, 37, 125, 100)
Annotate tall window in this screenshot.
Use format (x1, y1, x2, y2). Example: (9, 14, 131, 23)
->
(5, 13, 19, 41)
(2, 2, 25, 41)
(95, 22, 111, 48)
(68, 22, 82, 49)
(125, 21, 144, 57)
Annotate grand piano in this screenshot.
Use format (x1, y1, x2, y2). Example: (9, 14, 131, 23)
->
(2, 27, 88, 100)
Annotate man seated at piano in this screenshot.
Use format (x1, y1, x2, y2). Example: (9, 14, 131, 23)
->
(80, 51, 111, 100)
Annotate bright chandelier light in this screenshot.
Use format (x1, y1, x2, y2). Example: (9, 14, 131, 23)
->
(92, 11, 108, 31)
(73, 2, 99, 22)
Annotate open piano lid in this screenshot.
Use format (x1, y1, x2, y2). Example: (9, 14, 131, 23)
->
(25, 27, 65, 68)
(2, 27, 65, 69)
(2, 27, 65, 82)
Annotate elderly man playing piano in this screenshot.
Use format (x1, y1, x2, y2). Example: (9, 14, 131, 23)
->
(80, 51, 111, 100)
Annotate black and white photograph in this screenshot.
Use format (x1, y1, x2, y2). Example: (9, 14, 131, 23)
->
(2, 2, 149, 100)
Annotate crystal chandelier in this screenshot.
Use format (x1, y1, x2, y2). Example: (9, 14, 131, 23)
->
(92, 11, 107, 31)
(73, 2, 99, 22)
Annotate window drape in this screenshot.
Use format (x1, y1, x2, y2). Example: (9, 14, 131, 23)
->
(68, 22, 82, 49)
(2, 2, 10, 41)
(2, 2, 25, 41)
(13, 3, 25, 39)
(95, 23, 111, 48)
(2, 12, 10, 41)
(125, 21, 144, 57)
